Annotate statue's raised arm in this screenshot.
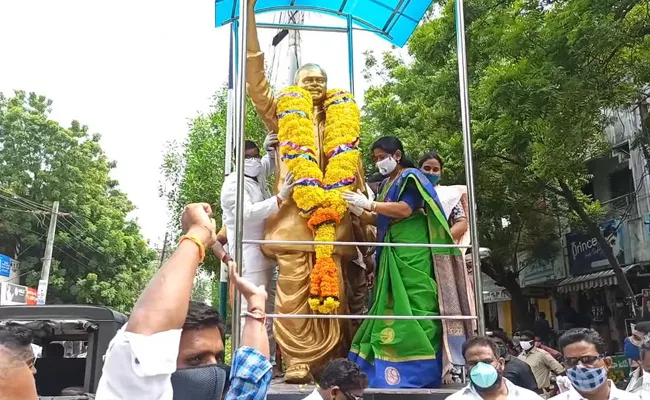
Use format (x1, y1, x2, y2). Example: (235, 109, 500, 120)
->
(245, 0, 278, 133)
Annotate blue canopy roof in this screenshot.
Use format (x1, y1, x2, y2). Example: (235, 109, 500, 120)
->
(215, 0, 433, 47)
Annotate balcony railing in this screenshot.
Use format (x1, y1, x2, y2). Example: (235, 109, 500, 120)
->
(601, 192, 638, 220)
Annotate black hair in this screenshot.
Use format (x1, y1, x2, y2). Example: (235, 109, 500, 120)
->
(183, 301, 224, 335)
(367, 172, 385, 183)
(489, 330, 513, 347)
(538, 312, 546, 319)
(244, 140, 259, 151)
(635, 321, 650, 334)
(46, 342, 65, 358)
(462, 336, 499, 360)
(317, 358, 368, 392)
(558, 328, 607, 354)
(418, 151, 444, 169)
(371, 136, 416, 168)
(520, 330, 535, 340)
(0, 324, 34, 361)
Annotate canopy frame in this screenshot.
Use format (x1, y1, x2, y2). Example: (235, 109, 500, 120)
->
(223, 0, 485, 355)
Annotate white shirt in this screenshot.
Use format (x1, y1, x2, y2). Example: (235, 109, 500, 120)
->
(96, 326, 181, 399)
(447, 379, 544, 399)
(302, 389, 323, 399)
(548, 380, 642, 400)
(221, 153, 278, 273)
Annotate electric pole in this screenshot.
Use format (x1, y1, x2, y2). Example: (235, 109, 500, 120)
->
(36, 201, 59, 305)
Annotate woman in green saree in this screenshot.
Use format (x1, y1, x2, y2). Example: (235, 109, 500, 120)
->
(342, 136, 474, 389)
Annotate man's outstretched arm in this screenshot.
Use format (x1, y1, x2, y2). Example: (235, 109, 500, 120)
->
(127, 203, 217, 335)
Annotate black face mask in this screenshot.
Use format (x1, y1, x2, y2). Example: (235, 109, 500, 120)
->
(171, 363, 229, 400)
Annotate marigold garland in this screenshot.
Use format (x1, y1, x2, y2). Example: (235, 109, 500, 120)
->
(277, 86, 360, 313)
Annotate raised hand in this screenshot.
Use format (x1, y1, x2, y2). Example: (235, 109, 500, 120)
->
(180, 203, 217, 248)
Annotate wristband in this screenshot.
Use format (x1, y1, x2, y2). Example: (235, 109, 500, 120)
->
(179, 235, 206, 263)
(245, 307, 267, 326)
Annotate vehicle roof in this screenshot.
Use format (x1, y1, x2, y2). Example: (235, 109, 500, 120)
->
(0, 305, 127, 324)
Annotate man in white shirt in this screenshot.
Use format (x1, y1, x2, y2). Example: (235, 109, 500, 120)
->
(626, 333, 650, 397)
(96, 203, 274, 400)
(549, 328, 638, 400)
(447, 336, 543, 400)
(302, 358, 367, 400)
(220, 135, 294, 365)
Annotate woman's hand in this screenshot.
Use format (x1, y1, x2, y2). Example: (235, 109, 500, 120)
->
(343, 191, 373, 210)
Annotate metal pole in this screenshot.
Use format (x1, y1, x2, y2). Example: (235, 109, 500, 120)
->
(243, 312, 478, 320)
(347, 14, 355, 95)
(36, 201, 59, 305)
(455, 0, 485, 335)
(220, 24, 237, 331)
(257, 22, 349, 32)
(231, 0, 250, 351)
(243, 239, 471, 248)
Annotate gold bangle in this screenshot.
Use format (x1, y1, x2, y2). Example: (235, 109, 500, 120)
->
(179, 235, 206, 263)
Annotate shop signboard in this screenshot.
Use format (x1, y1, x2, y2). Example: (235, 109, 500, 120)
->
(565, 218, 626, 276)
(0, 254, 11, 278)
(517, 251, 567, 287)
(482, 273, 511, 303)
(608, 355, 631, 384)
(1, 282, 28, 305)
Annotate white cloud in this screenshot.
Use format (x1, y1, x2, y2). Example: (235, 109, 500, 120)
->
(0, 0, 399, 245)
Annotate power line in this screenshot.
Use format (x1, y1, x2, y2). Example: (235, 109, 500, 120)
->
(0, 216, 45, 237)
(53, 244, 92, 267)
(0, 188, 52, 212)
(56, 218, 106, 256)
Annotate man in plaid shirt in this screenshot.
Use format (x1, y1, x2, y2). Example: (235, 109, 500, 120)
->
(96, 203, 272, 400)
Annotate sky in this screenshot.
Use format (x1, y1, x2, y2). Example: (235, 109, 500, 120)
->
(0, 0, 402, 246)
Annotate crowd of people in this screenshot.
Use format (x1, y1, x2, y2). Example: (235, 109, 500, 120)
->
(0, 136, 649, 398)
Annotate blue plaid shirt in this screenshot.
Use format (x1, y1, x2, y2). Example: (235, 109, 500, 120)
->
(225, 346, 273, 400)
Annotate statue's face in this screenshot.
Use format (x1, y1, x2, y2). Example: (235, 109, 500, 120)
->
(296, 67, 327, 104)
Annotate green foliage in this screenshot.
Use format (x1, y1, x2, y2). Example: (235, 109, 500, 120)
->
(362, 0, 650, 282)
(0, 91, 156, 313)
(159, 84, 267, 274)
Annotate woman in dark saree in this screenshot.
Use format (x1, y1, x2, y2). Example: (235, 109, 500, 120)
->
(343, 136, 474, 388)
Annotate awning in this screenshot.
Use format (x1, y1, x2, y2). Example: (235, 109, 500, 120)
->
(215, 0, 434, 47)
(556, 264, 640, 293)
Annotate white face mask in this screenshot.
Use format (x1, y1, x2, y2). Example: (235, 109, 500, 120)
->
(520, 341, 533, 351)
(244, 158, 262, 177)
(376, 156, 398, 175)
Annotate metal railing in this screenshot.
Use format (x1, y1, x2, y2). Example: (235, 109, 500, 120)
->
(227, 0, 484, 355)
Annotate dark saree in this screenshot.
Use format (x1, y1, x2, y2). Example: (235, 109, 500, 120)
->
(348, 168, 474, 388)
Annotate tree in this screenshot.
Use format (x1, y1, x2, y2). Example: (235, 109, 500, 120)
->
(159, 85, 267, 274)
(361, 0, 650, 324)
(0, 91, 156, 313)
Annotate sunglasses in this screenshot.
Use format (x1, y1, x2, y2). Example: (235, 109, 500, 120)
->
(341, 389, 363, 400)
(563, 355, 605, 368)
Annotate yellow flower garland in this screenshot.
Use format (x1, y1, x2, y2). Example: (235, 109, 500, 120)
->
(277, 86, 360, 313)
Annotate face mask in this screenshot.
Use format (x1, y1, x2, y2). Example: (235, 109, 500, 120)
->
(567, 366, 608, 393)
(469, 362, 500, 391)
(244, 158, 262, 178)
(520, 341, 533, 351)
(425, 173, 440, 186)
(170, 364, 227, 400)
(624, 336, 641, 361)
(376, 156, 398, 175)
(497, 345, 508, 358)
